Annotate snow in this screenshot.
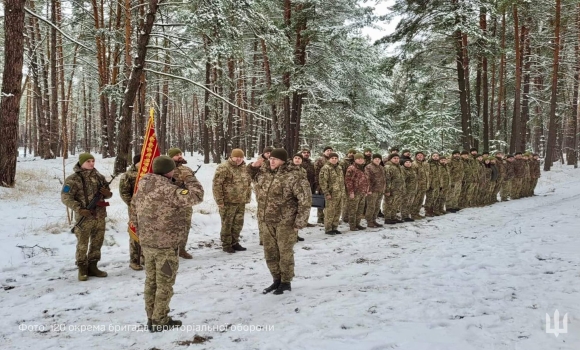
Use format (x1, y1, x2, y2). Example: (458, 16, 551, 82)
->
(1, 152, 579, 349)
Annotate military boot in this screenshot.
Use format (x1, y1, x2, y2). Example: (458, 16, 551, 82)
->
(130, 262, 143, 271)
(87, 261, 108, 277)
(262, 279, 281, 294)
(425, 207, 435, 217)
(273, 282, 291, 295)
(373, 221, 384, 227)
(232, 243, 247, 251)
(223, 246, 236, 253)
(179, 249, 193, 259)
(367, 221, 379, 228)
(150, 317, 182, 332)
(78, 263, 88, 281)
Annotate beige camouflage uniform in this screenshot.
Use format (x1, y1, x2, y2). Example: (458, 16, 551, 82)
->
(213, 159, 252, 249)
(401, 164, 417, 219)
(411, 158, 429, 218)
(61, 163, 112, 267)
(364, 162, 386, 224)
(319, 162, 345, 232)
(130, 172, 204, 326)
(313, 154, 329, 223)
(172, 163, 197, 252)
(425, 158, 441, 214)
(119, 164, 142, 266)
(345, 163, 369, 229)
(247, 162, 311, 283)
(383, 161, 405, 220)
(447, 156, 464, 210)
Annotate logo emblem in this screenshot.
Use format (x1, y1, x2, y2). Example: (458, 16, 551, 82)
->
(546, 310, 568, 337)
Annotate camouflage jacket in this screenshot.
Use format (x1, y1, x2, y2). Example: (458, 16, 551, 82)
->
(130, 173, 204, 249)
(364, 162, 386, 193)
(412, 159, 430, 190)
(439, 164, 450, 190)
(505, 161, 515, 180)
(301, 158, 316, 192)
(212, 159, 252, 205)
(314, 155, 329, 192)
(481, 163, 491, 184)
(119, 164, 138, 206)
(319, 162, 345, 198)
(61, 163, 112, 222)
(448, 157, 464, 183)
(530, 159, 541, 178)
(476, 161, 486, 184)
(364, 155, 373, 167)
(513, 159, 525, 178)
(339, 157, 355, 177)
(173, 163, 197, 187)
(489, 163, 499, 182)
(495, 158, 506, 182)
(523, 160, 531, 179)
(427, 159, 441, 189)
(345, 163, 369, 195)
(247, 163, 311, 229)
(402, 166, 418, 195)
(384, 162, 405, 194)
(462, 158, 478, 183)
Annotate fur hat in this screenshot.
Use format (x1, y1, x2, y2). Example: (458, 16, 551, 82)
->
(270, 148, 288, 161)
(167, 148, 182, 158)
(78, 153, 95, 166)
(132, 154, 142, 165)
(231, 148, 244, 158)
(372, 153, 382, 160)
(402, 157, 413, 164)
(353, 153, 364, 160)
(328, 152, 339, 159)
(153, 156, 176, 175)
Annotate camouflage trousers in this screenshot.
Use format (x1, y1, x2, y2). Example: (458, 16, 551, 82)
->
(459, 182, 477, 208)
(447, 181, 462, 209)
(365, 192, 382, 223)
(130, 237, 143, 265)
(219, 203, 245, 248)
(511, 178, 523, 199)
(179, 207, 193, 251)
(500, 180, 511, 201)
(435, 188, 448, 213)
(261, 224, 297, 283)
(347, 193, 366, 228)
(476, 182, 489, 206)
(425, 187, 440, 209)
(341, 191, 350, 223)
(400, 191, 416, 219)
(317, 191, 325, 224)
(411, 188, 427, 216)
(383, 191, 404, 220)
(142, 246, 179, 325)
(74, 218, 106, 266)
(324, 195, 344, 232)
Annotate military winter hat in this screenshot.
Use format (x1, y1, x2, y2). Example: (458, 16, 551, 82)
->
(167, 148, 182, 158)
(354, 153, 364, 160)
(439, 156, 447, 160)
(388, 153, 400, 161)
(328, 152, 339, 159)
(364, 148, 372, 153)
(403, 158, 413, 164)
(263, 146, 274, 154)
(470, 148, 478, 152)
(482, 150, 490, 155)
(78, 153, 95, 165)
(372, 153, 382, 160)
(293, 153, 304, 160)
(452, 150, 460, 155)
(402, 149, 411, 154)
(347, 148, 357, 155)
(415, 151, 425, 156)
(133, 154, 142, 165)
(270, 148, 288, 161)
(460, 150, 469, 155)
(153, 155, 176, 175)
(533, 153, 539, 157)
(323, 146, 333, 152)
(301, 148, 311, 153)
(231, 148, 244, 158)
(390, 147, 400, 152)
(515, 151, 522, 155)
(507, 154, 514, 158)
(431, 151, 440, 156)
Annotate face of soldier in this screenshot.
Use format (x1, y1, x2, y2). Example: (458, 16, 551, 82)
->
(372, 158, 381, 166)
(390, 157, 399, 164)
(515, 154, 522, 159)
(329, 156, 339, 164)
(324, 149, 333, 156)
(507, 157, 514, 162)
(269, 157, 285, 169)
(484, 159, 490, 164)
(439, 159, 447, 165)
(355, 158, 365, 165)
(533, 155, 539, 160)
(365, 151, 372, 157)
(81, 159, 95, 170)
(477, 156, 483, 161)
(453, 154, 460, 159)
(471, 151, 477, 156)
(171, 153, 183, 162)
(495, 153, 503, 159)
(263, 152, 271, 159)
(293, 156, 303, 165)
(301, 151, 310, 159)
(403, 152, 411, 158)
(461, 154, 469, 159)
(431, 154, 440, 161)
(416, 153, 424, 161)
(404, 161, 412, 168)
(231, 156, 244, 165)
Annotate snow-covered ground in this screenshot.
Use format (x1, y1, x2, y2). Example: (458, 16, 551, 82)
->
(1, 152, 578, 350)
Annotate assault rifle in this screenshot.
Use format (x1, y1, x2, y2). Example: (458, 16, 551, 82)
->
(192, 164, 201, 175)
(71, 174, 116, 233)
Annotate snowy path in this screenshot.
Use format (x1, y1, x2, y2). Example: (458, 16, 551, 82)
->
(0, 156, 578, 349)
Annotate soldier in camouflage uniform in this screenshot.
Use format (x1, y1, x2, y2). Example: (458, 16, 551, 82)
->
(300, 148, 317, 228)
(319, 152, 345, 235)
(213, 149, 252, 253)
(248, 148, 311, 295)
(253, 146, 273, 246)
(411, 152, 429, 219)
(61, 153, 112, 281)
(365, 154, 386, 227)
(502, 154, 515, 201)
(493, 152, 506, 202)
(314, 146, 333, 224)
(530, 153, 541, 196)
(131, 155, 204, 331)
(512, 152, 525, 199)
(383, 153, 405, 224)
(486, 157, 499, 204)
(401, 158, 417, 221)
(424, 152, 441, 217)
(119, 154, 144, 270)
(340, 149, 356, 223)
(291, 153, 308, 241)
(522, 153, 532, 197)
(435, 156, 450, 214)
(168, 148, 199, 259)
(345, 153, 370, 231)
(447, 151, 464, 212)
(363, 148, 373, 166)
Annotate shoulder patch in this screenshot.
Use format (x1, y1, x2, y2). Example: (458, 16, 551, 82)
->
(62, 185, 71, 193)
(180, 189, 189, 195)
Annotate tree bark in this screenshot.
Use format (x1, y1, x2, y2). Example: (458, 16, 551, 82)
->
(453, 3, 472, 150)
(568, 4, 580, 167)
(521, 20, 532, 152)
(510, 5, 522, 154)
(544, 0, 561, 171)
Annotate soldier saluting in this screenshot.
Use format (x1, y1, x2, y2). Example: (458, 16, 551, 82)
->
(61, 153, 113, 281)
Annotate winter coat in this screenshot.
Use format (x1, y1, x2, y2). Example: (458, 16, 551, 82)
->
(530, 159, 541, 179)
(319, 162, 345, 198)
(61, 163, 113, 221)
(301, 158, 316, 192)
(345, 163, 370, 195)
(384, 161, 405, 194)
(505, 160, 515, 180)
(130, 173, 204, 249)
(314, 155, 330, 192)
(402, 165, 418, 196)
(448, 157, 465, 184)
(119, 164, 138, 206)
(439, 164, 450, 190)
(339, 157, 354, 176)
(365, 162, 386, 193)
(247, 162, 311, 229)
(212, 158, 252, 206)
(412, 159, 430, 190)
(513, 159, 525, 178)
(428, 159, 441, 190)
(494, 157, 506, 182)
(462, 157, 478, 183)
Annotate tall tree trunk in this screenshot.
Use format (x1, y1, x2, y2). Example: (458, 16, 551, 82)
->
(480, 8, 489, 151)
(260, 39, 280, 145)
(203, 49, 211, 164)
(453, 1, 472, 150)
(544, 0, 561, 171)
(569, 4, 580, 167)
(0, 0, 25, 187)
(510, 5, 522, 153)
(521, 20, 532, 152)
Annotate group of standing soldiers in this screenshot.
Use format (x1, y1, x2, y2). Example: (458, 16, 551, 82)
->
(306, 146, 541, 235)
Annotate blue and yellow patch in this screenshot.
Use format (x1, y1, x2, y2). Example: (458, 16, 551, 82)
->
(180, 189, 189, 195)
(62, 185, 71, 193)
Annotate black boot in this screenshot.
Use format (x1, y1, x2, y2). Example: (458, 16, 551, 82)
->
(297, 235, 304, 242)
(150, 317, 182, 332)
(273, 282, 291, 295)
(146, 318, 152, 331)
(325, 230, 336, 235)
(262, 279, 281, 294)
(232, 243, 247, 251)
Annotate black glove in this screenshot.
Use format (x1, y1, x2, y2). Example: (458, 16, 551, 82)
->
(99, 188, 112, 197)
(79, 209, 93, 218)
